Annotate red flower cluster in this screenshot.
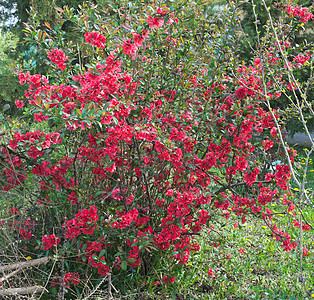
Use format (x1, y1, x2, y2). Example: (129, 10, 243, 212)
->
(162, 275, 176, 285)
(293, 51, 312, 67)
(286, 5, 314, 23)
(274, 165, 290, 190)
(244, 168, 260, 186)
(10, 207, 19, 215)
(262, 139, 274, 151)
(272, 225, 297, 251)
(111, 208, 139, 229)
(157, 6, 169, 16)
(63, 206, 99, 239)
(68, 192, 79, 204)
(293, 220, 310, 231)
(47, 49, 68, 70)
(207, 269, 216, 277)
(147, 16, 164, 29)
(41, 234, 60, 250)
(34, 112, 48, 123)
(11, 218, 34, 240)
(84, 31, 106, 49)
(127, 239, 141, 268)
(236, 86, 247, 99)
(89, 255, 110, 276)
(64, 272, 80, 286)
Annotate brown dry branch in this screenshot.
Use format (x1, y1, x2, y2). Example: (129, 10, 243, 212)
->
(0, 256, 49, 273)
(0, 286, 47, 296)
(0, 268, 21, 283)
(0, 257, 50, 296)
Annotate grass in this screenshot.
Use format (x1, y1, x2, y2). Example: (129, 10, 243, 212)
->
(169, 213, 314, 299)
(293, 145, 314, 188)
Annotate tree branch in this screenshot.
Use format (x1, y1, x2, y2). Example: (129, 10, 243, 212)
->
(0, 286, 46, 296)
(0, 257, 49, 273)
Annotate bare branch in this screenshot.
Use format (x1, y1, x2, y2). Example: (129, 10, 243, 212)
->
(0, 257, 49, 273)
(0, 286, 47, 296)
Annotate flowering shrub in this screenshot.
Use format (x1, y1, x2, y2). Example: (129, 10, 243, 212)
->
(0, 0, 313, 298)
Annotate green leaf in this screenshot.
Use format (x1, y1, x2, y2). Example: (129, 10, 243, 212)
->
(103, 101, 110, 111)
(121, 260, 127, 271)
(99, 249, 106, 259)
(77, 240, 81, 250)
(92, 254, 98, 260)
(3, 104, 10, 111)
(113, 117, 118, 124)
(81, 243, 87, 251)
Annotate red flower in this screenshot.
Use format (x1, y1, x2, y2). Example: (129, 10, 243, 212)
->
(270, 127, 277, 137)
(15, 100, 24, 108)
(236, 86, 247, 99)
(303, 247, 309, 256)
(207, 269, 216, 277)
(89, 255, 110, 276)
(10, 207, 19, 215)
(262, 139, 274, 151)
(265, 173, 274, 182)
(162, 275, 175, 285)
(18, 71, 30, 85)
(254, 58, 261, 68)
